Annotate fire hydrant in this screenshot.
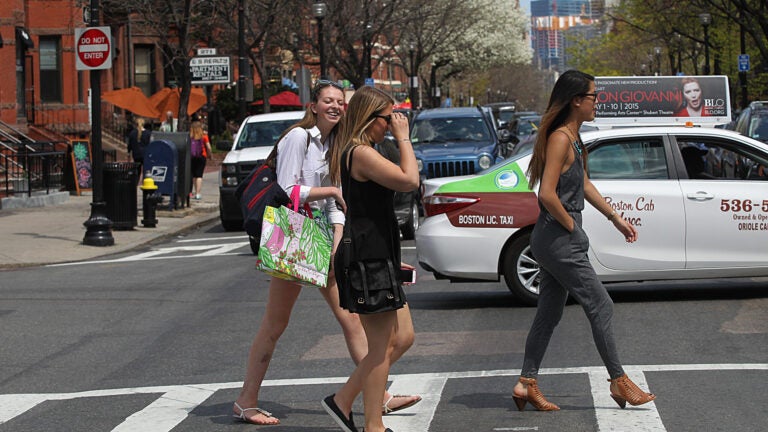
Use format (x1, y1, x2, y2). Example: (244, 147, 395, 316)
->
(140, 176, 162, 228)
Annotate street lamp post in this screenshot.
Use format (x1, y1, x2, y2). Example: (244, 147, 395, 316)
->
(236, 0, 247, 120)
(312, 2, 327, 79)
(676, 33, 682, 75)
(82, 0, 114, 246)
(699, 13, 711, 75)
(654, 46, 662, 75)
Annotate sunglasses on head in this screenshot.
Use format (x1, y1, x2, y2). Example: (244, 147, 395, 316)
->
(314, 79, 344, 93)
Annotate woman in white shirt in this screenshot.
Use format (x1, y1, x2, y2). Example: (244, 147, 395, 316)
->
(233, 81, 420, 425)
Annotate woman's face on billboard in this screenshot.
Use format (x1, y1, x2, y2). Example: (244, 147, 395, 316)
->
(683, 81, 702, 109)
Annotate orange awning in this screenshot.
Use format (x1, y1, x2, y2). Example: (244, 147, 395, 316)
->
(149, 87, 207, 119)
(102, 87, 160, 118)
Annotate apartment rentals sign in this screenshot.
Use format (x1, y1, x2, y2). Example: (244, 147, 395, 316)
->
(190, 56, 231, 85)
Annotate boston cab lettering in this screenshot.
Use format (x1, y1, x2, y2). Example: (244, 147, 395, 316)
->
(457, 214, 515, 226)
(604, 196, 655, 227)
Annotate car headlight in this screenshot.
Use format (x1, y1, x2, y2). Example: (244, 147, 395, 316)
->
(417, 159, 424, 172)
(478, 155, 492, 170)
(220, 164, 238, 187)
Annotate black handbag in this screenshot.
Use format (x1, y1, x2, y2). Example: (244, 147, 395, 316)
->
(236, 163, 291, 240)
(236, 131, 310, 254)
(335, 147, 404, 314)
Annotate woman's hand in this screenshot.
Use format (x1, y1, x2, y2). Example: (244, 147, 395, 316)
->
(612, 216, 638, 243)
(390, 111, 410, 141)
(333, 189, 347, 213)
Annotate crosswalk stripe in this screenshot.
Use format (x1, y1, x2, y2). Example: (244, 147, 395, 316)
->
(112, 386, 218, 432)
(589, 370, 663, 432)
(384, 376, 448, 431)
(1, 364, 766, 430)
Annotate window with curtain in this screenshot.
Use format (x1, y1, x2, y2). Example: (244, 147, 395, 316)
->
(134, 45, 155, 96)
(39, 37, 61, 102)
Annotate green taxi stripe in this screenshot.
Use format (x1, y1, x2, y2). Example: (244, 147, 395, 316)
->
(435, 162, 531, 193)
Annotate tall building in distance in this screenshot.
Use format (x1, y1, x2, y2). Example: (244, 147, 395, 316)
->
(530, 0, 606, 71)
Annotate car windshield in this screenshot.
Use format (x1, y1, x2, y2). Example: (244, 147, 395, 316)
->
(516, 117, 540, 136)
(497, 110, 516, 124)
(235, 119, 298, 149)
(411, 117, 491, 143)
(747, 113, 768, 142)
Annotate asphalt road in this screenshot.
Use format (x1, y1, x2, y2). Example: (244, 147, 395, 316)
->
(1, 220, 766, 432)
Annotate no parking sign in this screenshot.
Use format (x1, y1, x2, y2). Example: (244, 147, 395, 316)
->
(75, 27, 112, 70)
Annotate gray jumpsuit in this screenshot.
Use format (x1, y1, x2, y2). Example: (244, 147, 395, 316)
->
(521, 138, 625, 379)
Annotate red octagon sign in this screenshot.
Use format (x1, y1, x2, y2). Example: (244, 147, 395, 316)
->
(75, 27, 112, 70)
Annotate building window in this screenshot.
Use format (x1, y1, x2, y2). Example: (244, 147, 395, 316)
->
(39, 37, 62, 102)
(134, 45, 155, 96)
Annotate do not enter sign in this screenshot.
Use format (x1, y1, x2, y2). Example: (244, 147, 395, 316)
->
(75, 26, 112, 70)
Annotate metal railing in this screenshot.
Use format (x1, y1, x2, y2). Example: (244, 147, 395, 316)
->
(2, 144, 68, 197)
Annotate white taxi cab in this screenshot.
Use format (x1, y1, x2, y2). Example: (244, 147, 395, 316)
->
(416, 125, 768, 305)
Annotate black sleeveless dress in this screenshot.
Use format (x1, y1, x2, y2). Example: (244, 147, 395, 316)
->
(337, 146, 406, 313)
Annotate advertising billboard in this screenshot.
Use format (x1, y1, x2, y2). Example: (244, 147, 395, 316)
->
(591, 76, 731, 126)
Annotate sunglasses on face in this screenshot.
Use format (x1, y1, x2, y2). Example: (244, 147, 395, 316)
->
(373, 114, 392, 124)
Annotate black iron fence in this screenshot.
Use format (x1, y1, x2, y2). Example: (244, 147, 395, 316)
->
(1, 142, 116, 198)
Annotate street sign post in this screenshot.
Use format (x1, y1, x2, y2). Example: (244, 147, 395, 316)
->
(738, 54, 750, 72)
(75, 27, 112, 70)
(190, 56, 231, 85)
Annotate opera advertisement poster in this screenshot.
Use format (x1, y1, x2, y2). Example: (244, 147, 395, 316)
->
(592, 76, 731, 125)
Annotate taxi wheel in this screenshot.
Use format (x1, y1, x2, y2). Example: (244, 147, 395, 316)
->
(502, 233, 540, 306)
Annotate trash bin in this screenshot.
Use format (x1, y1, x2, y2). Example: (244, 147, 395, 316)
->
(103, 162, 139, 230)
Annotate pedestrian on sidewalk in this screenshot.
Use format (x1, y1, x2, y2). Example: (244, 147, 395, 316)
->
(513, 70, 656, 412)
(127, 117, 151, 176)
(189, 121, 212, 200)
(322, 86, 420, 432)
(232, 81, 420, 427)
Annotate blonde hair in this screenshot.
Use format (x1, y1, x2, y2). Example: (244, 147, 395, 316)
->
(189, 121, 205, 139)
(135, 117, 145, 134)
(327, 86, 394, 185)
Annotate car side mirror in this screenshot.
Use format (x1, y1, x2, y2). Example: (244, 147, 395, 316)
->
(216, 140, 232, 151)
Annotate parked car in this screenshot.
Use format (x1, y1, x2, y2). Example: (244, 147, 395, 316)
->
(376, 139, 420, 239)
(483, 102, 517, 129)
(410, 107, 508, 183)
(733, 101, 768, 143)
(416, 125, 768, 305)
(506, 111, 539, 132)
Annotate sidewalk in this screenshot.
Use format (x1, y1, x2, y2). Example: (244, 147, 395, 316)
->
(0, 167, 223, 269)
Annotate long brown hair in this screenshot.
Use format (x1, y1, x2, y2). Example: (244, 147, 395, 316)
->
(527, 70, 593, 188)
(327, 86, 394, 186)
(265, 83, 343, 168)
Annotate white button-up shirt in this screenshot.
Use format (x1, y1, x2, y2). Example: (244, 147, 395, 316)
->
(275, 126, 344, 226)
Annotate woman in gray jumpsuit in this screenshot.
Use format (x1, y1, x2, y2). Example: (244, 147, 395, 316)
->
(512, 70, 656, 411)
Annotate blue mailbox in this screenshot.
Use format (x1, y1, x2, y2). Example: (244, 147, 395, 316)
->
(145, 139, 178, 209)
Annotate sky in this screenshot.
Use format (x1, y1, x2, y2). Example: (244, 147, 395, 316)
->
(520, 0, 531, 14)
